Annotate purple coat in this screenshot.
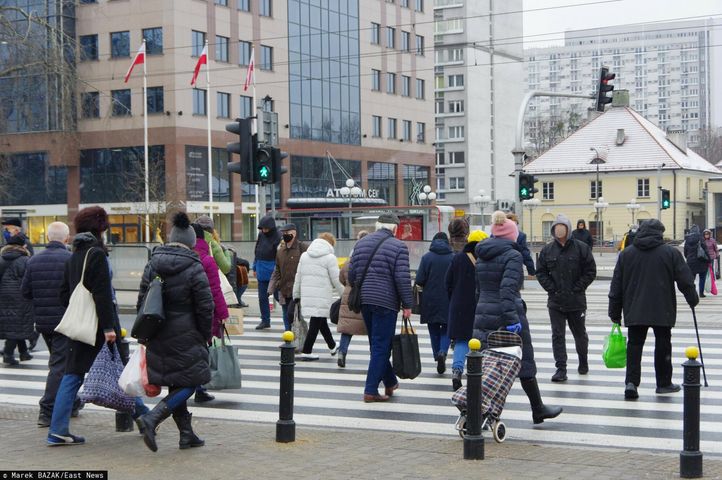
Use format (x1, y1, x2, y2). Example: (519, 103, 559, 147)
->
(194, 238, 228, 338)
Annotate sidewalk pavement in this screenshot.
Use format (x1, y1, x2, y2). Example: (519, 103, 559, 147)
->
(2, 404, 720, 480)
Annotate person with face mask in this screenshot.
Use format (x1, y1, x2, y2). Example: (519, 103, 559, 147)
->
(253, 215, 281, 330)
(536, 214, 597, 383)
(2, 218, 34, 255)
(268, 224, 307, 332)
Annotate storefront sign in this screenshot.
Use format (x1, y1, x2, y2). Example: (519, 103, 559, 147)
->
(397, 216, 423, 241)
(454, 209, 466, 217)
(326, 188, 380, 199)
(185, 147, 208, 201)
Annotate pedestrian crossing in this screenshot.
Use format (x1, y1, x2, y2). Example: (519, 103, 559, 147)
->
(1, 319, 721, 455)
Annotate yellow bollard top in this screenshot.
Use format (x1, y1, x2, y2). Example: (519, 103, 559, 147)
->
(120, 328, 127, 338)
(282, 331, 295, 343)
(468, 338, 482, 351)
(685, 346, 699, 360)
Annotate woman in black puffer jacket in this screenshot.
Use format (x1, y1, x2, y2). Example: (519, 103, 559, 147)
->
(136, 212, 214, 452)
(0, 235, 33, 365)
(473, 212, 562, 425)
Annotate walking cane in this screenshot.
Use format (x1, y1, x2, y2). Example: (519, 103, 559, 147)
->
(690, 307, 709, 387)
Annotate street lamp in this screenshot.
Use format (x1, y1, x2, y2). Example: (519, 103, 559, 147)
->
(418, 184, 436, 205)
(589, 147, 608, 201)
(340, 178, 362, 238)
(472, 189, 492, 229)
(593, 196, 609, 249)
(626, 198, 640, 226)
(522, 198, 541, 244)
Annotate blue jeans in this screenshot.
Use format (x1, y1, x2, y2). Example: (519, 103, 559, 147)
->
(427, 323, 450, 360)
(258, 281, 271, 324)
(361, 305, 398, 395)
(452, 339, 470, 373)
(281, 297, 293, 332)
(49, 374, 83, 436)
(165, 387, 196, 411)
(339, 333, 352, 355)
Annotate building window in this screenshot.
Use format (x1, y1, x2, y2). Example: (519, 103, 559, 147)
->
(81, 92, 100, 118)
(686, 177, 691, 199)
(449, 177, 465, 190)
(415, 0, 423, 12)
(543, 181, 554, 200)
(590, 180, 602, 199)
(260, 45, 273, 70)
(192, 30, 206, 57)
(448, 125, 464, 139)
(371, 22, 380, 44)
(238, 0, 250, 11)
(111, 89, 131, 116)
(416, 122, 425, 143)
(637, 178, 650, 197)
(193, 88, 207, 115)
(147, 86, 164, 114)
(216, 35, 229, 62)
(448, 74, 464, 87)
(386, 72, 396, 94)
(290, 156, 361, 200)
(215, 0, 228, 5)
(400, 0, 409, 6)
(699, 179, 705, 200)
(240, 95, 253, 118)
(415, 78, 425, 99)
(142, 27, 163, 55)
(217, 92, 231, 118)
(371, 69, 381, 91)
(1, 153, 67, 206)
(387, 117, 397, 139)
(449, 151, 464, 164)
(401, 75, 410, 97)
(401, 31, 410, 52)
(79, 34, 98, 61)
(372, 115, 382, 137)
(259, 0, 272, 16)
(415, 34, 424, 56)
(402, 120, 412, 141)
(368, 162, 397, 206)
(386, 27, 395, 49)
(110, 31, 130, 58)
(449, 100, 464, 112)
(239, 40, 252, 65)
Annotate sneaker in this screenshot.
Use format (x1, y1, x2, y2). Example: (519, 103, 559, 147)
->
(194, 390, 215, 403)
(329, 345, 339, 356)
(300, 353, 319, 361)
(19, 352, 33, 362)
(656, 383, 681, 394)
(624, 382, 639, 400)
(37, 413, 51, 428)
(47, 432, 85, 446)
(551, 368, 568, 382)
(2, 356, 19, 366)
(255, 322, 271, 330)
(337, 352, 346, 368)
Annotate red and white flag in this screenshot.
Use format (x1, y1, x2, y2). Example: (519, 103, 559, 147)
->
(124, 42, 146, 83)
(243, 47, 255, 91)
(190, 45, 208, 86)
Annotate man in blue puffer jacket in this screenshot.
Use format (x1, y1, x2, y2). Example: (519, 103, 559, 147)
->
(349, 213, 413, 403)
(20, 222, 76, 427)
(253, 215, 281, 329)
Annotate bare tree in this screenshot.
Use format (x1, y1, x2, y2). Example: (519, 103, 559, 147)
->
(0, 155, 13, 203)
(692, 128, 722, 166)
(525, 111, 587, 157)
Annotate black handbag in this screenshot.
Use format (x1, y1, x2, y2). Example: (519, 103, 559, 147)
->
(392, 316, 422, 380)
(411, 284, 423, 315)
(131, 275, 165, 344)
(348, 236, 392, 313)
(697, 242, 710, 263)
(330, 298, 341, 325)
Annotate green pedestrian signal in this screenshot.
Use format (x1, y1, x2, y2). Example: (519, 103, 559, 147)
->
(661, 188, 671, 210)
(518, 173, 538, 200)
(258, 165, 270, 181)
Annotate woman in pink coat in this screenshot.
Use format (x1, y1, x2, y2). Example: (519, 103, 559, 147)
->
(193, 224, 228, 339)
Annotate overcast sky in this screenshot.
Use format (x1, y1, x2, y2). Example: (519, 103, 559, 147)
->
(523, 0, 722, 47)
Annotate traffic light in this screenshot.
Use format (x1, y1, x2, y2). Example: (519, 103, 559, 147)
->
(519, 173, 539, 200)
(661, 188, 671, 210)
(254, 145, 273, 185)
(595, 66, 616, 112)
(226, 118, 255, 181)
(271, 147, 288, 181)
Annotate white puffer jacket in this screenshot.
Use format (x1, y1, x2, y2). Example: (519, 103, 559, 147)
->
(293, 239, 345, 319)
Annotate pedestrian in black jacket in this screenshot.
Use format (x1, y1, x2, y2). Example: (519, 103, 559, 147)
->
(609, 219, 698, 399)
(20, 222, 75, 426)
(2, 217, 34, 255)
(136, 212, 214, 452)
(683, 225, 709, 296)
(571, 219, 594, 249)
(536, 214, 597, 382)
(0, 235, 33, 365)
(507, 213, 535, 275)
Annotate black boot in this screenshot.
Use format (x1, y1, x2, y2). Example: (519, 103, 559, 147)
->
(139, 400, 171, 452)
(172, 412, 205, 449)
(521, 377, 563, 425)
(452, 369, 463, 391)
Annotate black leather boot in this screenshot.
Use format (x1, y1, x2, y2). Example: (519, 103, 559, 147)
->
(521, 377, 563, 425)
(139, 400, 171, 452)
(172, 412, 205, 449)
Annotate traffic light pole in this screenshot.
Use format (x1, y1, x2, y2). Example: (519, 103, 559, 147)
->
(513, 91, 595, 226)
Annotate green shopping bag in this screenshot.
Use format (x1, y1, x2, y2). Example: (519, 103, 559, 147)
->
(602, 323, 627, 369)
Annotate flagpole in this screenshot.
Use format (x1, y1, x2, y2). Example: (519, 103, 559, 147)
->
(142, 39, 150, 243)
(250, 47, 259, 231)
(204, 40, 213, 226)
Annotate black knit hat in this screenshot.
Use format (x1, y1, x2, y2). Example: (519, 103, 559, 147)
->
(6, 234, 26, 246)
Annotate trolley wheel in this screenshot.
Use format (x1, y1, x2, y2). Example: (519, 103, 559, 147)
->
(492, 421, 506, 443)
(456, 417, 467, 438)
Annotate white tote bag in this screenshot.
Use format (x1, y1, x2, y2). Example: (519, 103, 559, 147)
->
(55, 248, 99, 346)
(219, 269, 238, 306)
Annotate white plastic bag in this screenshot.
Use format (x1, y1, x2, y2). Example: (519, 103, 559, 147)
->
(118, 345, 145, 397)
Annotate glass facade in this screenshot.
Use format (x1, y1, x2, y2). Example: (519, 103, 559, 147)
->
(0, 152, 67, 205)
(288, 0, 361, 144)
(403, 165, 430, 205)
(290, 155, 361, 199)
(80, 146, 165, 203)
(185, 146, 231, 202)
(368, 162, 396, 206)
